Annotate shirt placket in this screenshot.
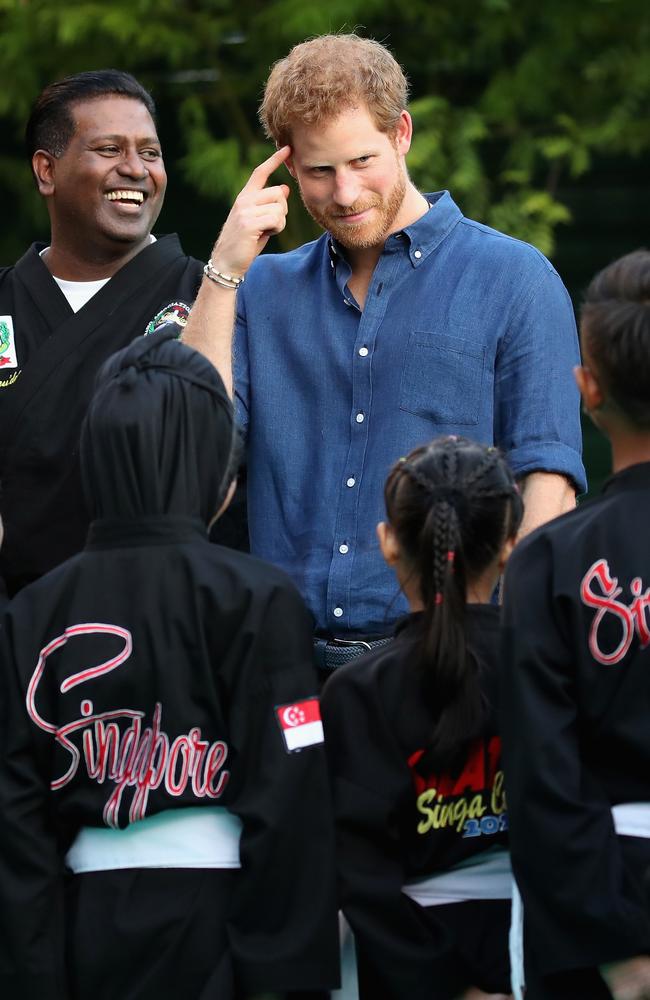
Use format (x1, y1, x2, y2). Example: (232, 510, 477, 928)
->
(325, 249, 401, 633)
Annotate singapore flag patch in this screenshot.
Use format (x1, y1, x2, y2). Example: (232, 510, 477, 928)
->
(275, 698, 324, 752)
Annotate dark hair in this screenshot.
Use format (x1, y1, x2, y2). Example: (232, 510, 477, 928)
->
(384, 436, 523, 770)
(581, 249, 650, 429)
(25, 69, 156, 161)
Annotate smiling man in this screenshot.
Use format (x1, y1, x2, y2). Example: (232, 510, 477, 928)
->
(184, 34, 586, 673)
(0, 70, 204, 596)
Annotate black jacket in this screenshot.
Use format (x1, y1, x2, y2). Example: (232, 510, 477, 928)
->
(322, 605, 506, 997)
(501, 461, 650, 975)
(0, 333, 338, 997)
(0, 236, 203, 594)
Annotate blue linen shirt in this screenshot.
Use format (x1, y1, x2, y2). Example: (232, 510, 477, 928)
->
(234, 191, 585, 635)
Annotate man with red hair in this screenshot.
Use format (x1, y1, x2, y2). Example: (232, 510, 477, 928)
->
(184, 33, 585, 673)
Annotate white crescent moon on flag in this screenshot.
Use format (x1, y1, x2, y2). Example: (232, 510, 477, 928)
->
(282, 705, 305, 727)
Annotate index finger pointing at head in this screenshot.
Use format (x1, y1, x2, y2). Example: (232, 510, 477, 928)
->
(243, 145, 292, 192)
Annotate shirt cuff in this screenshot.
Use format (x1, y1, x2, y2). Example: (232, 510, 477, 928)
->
(505, 441, 587, 495)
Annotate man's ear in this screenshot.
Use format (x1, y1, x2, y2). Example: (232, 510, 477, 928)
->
(377, 521, 400, 567)
(574, 363, 604, 415)
(394, 110, 413, 157)
(32, 150, 56, 196)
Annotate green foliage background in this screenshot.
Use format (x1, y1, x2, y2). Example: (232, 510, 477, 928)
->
(1, 0, 649, 488)
(2, 0, 649, 256)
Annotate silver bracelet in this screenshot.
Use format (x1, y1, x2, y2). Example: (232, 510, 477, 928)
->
(203, 259, 245, 288)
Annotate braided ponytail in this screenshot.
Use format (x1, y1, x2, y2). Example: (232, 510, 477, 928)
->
(384, 437, 522, 771)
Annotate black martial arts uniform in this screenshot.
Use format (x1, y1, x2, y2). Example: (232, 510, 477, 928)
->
(0, 331, 339, 1000)
(321, 606, 511, 1000)
(501, 461, 650, 999)
(0, 236, 202, 596)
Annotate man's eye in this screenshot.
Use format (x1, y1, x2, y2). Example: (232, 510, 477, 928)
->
(98, 146, 120, 155)
(141, 149, 161, 160)
(355, 156, 372, 165)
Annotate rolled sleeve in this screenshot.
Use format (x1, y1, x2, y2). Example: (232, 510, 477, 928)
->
(495, 265, 586, 492)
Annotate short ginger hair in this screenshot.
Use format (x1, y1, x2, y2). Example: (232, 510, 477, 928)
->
(259, 34, 409, 145)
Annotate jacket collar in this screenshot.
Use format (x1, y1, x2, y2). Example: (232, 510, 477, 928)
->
(85, 516, 207, 550)
(602, 461, 650, 497)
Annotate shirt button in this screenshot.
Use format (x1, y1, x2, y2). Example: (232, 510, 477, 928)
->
(358, 346, 369, 357)
(356, 412, 365, 423)
(346, 477, 356, 488)
(339, 543, 349, 554)
(414, 249, 422, 259)
(333, 607, 344, 618)
(344, 299, 351, 306)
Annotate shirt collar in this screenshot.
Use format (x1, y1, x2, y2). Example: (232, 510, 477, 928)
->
(328, 190, 463, 271)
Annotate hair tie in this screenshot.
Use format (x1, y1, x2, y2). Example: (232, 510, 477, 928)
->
(446, 550, 455, 564)
(435, 593, 444, 605)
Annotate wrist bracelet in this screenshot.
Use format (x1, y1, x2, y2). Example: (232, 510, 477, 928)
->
(204, 271, 239, 290)
(203, 259, 245, 289)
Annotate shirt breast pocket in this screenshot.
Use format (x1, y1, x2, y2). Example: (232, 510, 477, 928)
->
(399, 331, 485, 426)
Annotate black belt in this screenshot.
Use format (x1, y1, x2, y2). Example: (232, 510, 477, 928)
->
(313, 635, 392, 672)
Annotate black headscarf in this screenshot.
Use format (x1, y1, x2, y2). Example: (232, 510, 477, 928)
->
(80, 328, 234, 525)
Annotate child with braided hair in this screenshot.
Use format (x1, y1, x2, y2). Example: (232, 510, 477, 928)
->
(321, 435, 523, 1000)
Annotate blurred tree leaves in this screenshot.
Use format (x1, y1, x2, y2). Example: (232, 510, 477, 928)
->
(1, 0, 649, 259)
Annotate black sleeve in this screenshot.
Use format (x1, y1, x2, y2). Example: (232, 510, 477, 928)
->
(224, 582, 340, 995)
(321, 669, 457, 1000)
(500, 535, 650, 974)
(0, 615, 69, 999)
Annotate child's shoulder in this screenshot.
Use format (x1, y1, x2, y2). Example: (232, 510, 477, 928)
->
(205, 543, 307, 603)
(508, 490, 610, 572)
(195, 545, 316, 635)
(321, 617, 419, 706)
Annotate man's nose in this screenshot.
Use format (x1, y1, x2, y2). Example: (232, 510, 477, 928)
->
(117, 148, 148, 179)
(332, 171, 361, 207)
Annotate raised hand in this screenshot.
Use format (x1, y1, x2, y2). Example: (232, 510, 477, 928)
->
(181, 146, 292, 394)
(209, 145, 291, 279)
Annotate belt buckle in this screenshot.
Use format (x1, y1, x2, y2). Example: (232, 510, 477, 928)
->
(330, 637, 372, 652)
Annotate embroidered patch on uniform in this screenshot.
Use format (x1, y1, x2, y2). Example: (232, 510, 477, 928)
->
(0, 316, 18, 368)
(275, 698, 324, 752)
(144, 301, 191, 336)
